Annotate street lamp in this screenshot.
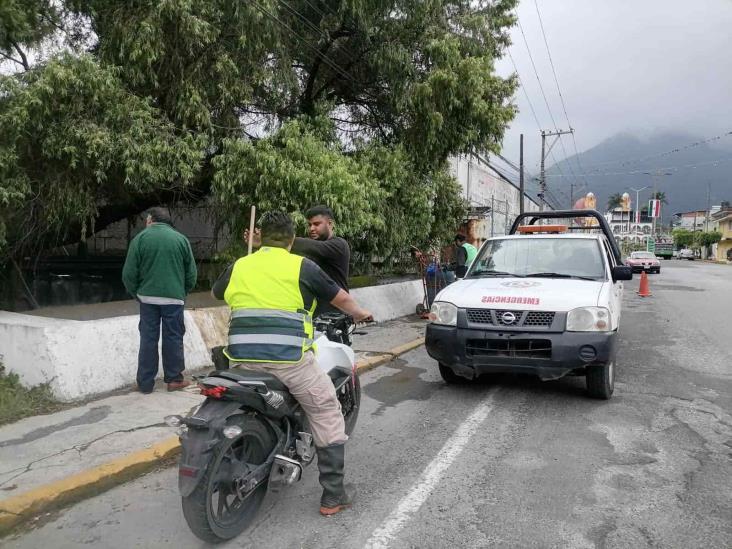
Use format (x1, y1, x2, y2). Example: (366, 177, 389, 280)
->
(642, 171, 673, 235)
(629, 186, 650, 233)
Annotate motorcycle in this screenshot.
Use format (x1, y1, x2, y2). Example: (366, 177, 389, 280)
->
(165, 313, 361, 543)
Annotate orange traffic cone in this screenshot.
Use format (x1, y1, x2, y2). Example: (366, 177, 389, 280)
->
(637, 271, 652, 297)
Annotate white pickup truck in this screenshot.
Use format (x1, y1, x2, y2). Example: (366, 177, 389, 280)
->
(425, 210, 633, 399)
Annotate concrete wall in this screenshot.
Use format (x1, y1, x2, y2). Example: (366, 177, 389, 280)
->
(449, 155, 542, 242)
(0, 280, 423, 401)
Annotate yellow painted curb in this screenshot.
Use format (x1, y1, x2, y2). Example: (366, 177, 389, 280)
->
(0, 437, 180, 535)
(0, 336, 424, 536)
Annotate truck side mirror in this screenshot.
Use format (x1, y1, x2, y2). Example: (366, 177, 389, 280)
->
(612, 266, 633, 281)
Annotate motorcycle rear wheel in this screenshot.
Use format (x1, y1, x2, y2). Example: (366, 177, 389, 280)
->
(182, 415, 276, 543)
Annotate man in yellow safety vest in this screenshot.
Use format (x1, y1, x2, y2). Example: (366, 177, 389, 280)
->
(211, 211, 372, 516)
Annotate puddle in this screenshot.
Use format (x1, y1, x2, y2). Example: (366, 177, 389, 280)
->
(652, 284, 705, 292)
(0, 405, 111, 447)
(362, 358, 443, 416)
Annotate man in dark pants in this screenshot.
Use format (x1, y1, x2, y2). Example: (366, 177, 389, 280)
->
(122, 207, 197, 393)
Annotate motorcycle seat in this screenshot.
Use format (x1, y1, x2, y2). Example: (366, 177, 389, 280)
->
(213, 369, 288, 392)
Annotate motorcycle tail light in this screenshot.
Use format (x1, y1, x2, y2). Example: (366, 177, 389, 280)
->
(199, 385, 228, 398)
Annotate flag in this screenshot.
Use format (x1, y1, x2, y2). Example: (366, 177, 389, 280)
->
(648, 199, 661, 218)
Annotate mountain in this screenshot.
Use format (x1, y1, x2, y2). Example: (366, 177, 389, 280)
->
(545, 131, 732, 221)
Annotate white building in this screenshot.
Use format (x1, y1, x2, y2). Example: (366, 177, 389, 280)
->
(673, 210, 710, 232)
(449, 154, 542, 245)
(604, 208, 653, 246)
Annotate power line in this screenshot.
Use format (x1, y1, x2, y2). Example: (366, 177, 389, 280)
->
(543, 154, 732, 178)
(507, 49, 542, 132)
(516, 15, 579, 188)
(507, 47, 570, 190)
(532, 0, 588, 185)
(579, 130, 732, 172)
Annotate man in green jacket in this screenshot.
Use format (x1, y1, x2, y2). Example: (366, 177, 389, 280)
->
(122, 207, 197, 393)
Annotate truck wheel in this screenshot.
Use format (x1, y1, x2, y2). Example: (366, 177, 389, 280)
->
(586, 361, 614, 399)
(439, 363, 470, 384)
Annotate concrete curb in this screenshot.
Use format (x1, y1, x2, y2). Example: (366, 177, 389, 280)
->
(0, 336, 424, 536)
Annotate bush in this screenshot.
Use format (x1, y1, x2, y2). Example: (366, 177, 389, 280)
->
(0, 363, 64, 426)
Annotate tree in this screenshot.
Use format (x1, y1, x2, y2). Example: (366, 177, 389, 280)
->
(0, 0, 518, 263)
(695, 230, 722, 248)
(672, 229, 694, 249)
(607, 193, 623, 211)
(651, 191, 668, 205)
(0, 0, 61, 72)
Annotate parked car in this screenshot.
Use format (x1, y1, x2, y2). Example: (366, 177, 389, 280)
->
(425, 210, 632, 400)
(625, 251, 661, 273)
(678, 248, 695, 260)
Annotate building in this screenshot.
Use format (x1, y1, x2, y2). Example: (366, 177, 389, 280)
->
(673, 210, 708, 232)
(449, 154, 543, 247)
(710, 202, 732, 262)
(604, 208, 653, 246)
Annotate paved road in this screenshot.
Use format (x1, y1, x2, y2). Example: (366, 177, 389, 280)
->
(6, 261, 731, 548)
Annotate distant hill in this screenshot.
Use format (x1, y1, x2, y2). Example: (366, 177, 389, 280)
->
(545, 131, 732, 221)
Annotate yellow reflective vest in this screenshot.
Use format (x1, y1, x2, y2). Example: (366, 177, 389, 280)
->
(223, 247, 315, 363)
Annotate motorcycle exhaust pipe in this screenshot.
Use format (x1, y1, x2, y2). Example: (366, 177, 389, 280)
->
(269, 455, 303, 491)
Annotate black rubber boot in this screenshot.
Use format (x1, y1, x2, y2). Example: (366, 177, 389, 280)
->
(316, 443, 355, 516)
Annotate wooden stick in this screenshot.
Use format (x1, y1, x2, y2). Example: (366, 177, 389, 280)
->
(247, 205, 256, 255)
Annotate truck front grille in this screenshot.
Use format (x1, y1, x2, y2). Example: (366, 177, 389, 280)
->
(466, 308, 493, 325)
(466, 309, 555, 328)
(465, 339, 552, 359)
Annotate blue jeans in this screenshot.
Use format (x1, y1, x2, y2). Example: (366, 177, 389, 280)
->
(137, 303, 186, 391)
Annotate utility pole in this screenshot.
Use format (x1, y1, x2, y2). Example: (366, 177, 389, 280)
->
(539, 128, 574, 211)
(705, 181, 711, 232)
(519, 134, 525, 214)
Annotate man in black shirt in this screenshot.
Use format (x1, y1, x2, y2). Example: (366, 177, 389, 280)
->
(292, 205, 350, 294)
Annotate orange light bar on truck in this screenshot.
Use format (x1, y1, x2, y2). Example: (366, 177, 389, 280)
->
(517, 225, 568, 234)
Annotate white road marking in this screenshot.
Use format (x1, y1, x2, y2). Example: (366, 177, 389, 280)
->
(363, 389, 499, 549)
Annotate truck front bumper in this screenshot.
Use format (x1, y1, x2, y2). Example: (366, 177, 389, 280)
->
(425, 324, 617, 381)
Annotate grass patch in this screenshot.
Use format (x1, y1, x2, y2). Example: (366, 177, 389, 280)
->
(0, 364, 64, 426)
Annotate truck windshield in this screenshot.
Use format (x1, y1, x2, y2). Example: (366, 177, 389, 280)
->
(468, 238, 606, 280)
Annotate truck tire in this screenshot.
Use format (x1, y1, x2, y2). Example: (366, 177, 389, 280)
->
(438, 363, 470, 384)
(586, 361, 614, 399)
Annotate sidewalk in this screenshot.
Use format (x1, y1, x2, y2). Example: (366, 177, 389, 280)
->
(0, 317, 426, 533)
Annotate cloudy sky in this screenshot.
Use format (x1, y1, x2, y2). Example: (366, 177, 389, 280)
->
(495, 0, 732, 174)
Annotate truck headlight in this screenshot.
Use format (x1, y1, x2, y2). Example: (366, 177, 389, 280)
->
(429, 302, 458, 326)
(566, 307, 611, 332)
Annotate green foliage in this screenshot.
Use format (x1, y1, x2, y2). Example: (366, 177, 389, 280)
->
(0, 53, 204, 256)
(651, 191, 667, 205)
(1, 0, 518, 262)
(695, 230, 722, 248)
(672, 228, 695, 248)
(0, 0, 60, 70)
(607, 193, 623, 211)
(213, 118, 465, 257)
(0, 363, 64, 426)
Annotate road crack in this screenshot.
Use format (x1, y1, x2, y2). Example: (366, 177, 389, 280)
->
(0, 423, 166, 491)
